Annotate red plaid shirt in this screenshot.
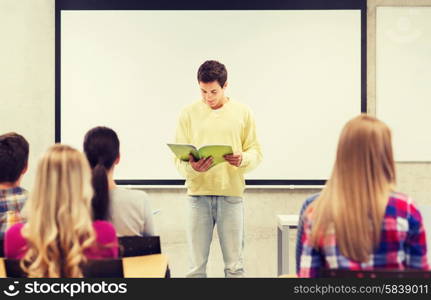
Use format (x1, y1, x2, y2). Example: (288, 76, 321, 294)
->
(298, 192, 429, 277)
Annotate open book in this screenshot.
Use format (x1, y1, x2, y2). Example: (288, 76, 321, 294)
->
(167, 143, 233, 166)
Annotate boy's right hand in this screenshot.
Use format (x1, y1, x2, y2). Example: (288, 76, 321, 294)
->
(189, 154, 213, 172)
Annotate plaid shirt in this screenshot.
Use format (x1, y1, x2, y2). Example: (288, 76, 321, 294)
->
(0, 187, 27, 239)
(296, 193, 319, 274)
(298, 192, 429, 277)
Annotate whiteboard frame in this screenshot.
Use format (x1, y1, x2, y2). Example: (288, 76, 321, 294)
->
(55, 0, 367, 186)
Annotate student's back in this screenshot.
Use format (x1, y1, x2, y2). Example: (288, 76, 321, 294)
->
(299, 192, 427, 277)
(110, 188, 154, 236)
(5, 220, 117, 259)
(297, 115, 428, 277)
(0, 133, 29, 238)
(84, 126, 155, 237)
(4, 144, 118, 277)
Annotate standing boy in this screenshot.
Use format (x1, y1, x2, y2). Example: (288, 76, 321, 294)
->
(174, 60, 262, 277)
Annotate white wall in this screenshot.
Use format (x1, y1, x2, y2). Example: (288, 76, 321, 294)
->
(1, 0, 54, 189)
(376, 7, 431, 161)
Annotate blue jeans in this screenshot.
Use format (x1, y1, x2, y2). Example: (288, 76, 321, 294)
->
(186, 195, 244, 278)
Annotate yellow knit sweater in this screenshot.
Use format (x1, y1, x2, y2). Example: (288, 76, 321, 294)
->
(174, 99, 262, 197)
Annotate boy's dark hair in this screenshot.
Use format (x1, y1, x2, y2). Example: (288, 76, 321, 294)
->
(83, 126, 120, 221)
(197, 60, 228, 87)
(0, 132, 29, 183)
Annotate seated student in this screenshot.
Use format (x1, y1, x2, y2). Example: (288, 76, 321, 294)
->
(4, 144, 118, 277)
(0, 132, 29, 238)
(298, 115, 428, 277)
(83, 126, 155, 237)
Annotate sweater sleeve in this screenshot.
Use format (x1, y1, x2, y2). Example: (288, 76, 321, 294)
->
(92, 221, 119, 259)
(239, 108, 263, 173)
(174, 110, 201, 180)
(4, 223, 26, 259)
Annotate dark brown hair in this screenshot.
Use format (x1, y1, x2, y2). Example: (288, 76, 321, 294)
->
(197, 60, 227, 87)
(83, 127, 119, 221)
(0, 132, 29, 183)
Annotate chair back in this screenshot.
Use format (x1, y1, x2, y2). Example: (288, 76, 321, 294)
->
(1, 236, 163, 258)
(3, 258, 124, 278)
(0, 239, 3, 257)
(118, 236, 161, 257)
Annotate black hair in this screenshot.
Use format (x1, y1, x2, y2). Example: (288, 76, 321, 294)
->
(83, 126, 119, 221)
(0, 132, 29, 183)
(197, 60, 228, 87)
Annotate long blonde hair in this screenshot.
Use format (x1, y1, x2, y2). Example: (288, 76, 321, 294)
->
(310, 114, 396, 262)
(21, 144, 96, 277)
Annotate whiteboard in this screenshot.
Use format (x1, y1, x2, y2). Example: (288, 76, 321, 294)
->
(60, 10, 361, 182)
(376, 7, 431, 162)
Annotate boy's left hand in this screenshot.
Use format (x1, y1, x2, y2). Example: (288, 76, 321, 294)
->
(224, 154, 242, 167)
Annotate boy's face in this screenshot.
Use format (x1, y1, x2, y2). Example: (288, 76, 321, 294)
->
(199, 80, 226, 110)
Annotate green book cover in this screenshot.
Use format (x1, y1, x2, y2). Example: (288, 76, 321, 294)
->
(167, 143, 233, 166)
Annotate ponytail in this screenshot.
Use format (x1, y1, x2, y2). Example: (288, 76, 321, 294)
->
(91, 163, 110, 220)
(83, 126, 120, 221)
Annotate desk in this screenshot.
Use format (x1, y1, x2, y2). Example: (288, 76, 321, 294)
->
(277, 215, 299, 276)
(122, 254, 169, 278)
(0, 259, 5, 278)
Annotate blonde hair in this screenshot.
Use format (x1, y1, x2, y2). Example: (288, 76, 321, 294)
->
(310, 114, 396, 262)
(21, 144, 96, 277)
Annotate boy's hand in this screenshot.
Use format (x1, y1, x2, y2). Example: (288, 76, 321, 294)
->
(224, 154, 242, 167)
(189, 154, 213, 172)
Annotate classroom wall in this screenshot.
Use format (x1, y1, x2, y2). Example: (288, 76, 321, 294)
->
(1, 0, 431, 245)
(1, 0, 54, 190)
(367, 0, 431, 212)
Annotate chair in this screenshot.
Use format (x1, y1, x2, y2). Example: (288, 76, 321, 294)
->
(0, 236, 163, 258)
(321, 269, 431, 279)
(0, 254, 169, 278)
(118, 236, 161, 257)
(0, 239, 3, 257)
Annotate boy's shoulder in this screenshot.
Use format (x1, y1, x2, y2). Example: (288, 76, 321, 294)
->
(182, 100, 204, 112)
(0, 187, 28, 200)
(228, 99, 251, 110)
